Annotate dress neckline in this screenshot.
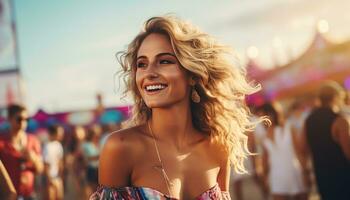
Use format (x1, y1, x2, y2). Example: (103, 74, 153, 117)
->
(101, 182, 220, 200)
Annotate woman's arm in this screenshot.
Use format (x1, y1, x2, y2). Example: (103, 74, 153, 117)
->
(217, 155, 231, 200)
(23, 136, 44, 174)
(291, 126, 305, 165)
(217, 156, 231, 191)
(299, 125, 311, 172)
(99, 132, 133, 186)
(293, 125, 312, 189)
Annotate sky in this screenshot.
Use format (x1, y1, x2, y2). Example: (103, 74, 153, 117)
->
(8, 0, 350, 114)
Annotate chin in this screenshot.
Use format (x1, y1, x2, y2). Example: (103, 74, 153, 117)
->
(145, 99, 179, 109)
(145, 97, 189, 109)
(146, 102, 171, 108)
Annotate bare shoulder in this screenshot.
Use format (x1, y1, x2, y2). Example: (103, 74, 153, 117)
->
(99, 125, 148, 187)
(332, 115, 350, 134)
(332, 114, 350, 159)
(104, 126, 142, 149)
(206, 137, 231, 190)
(206, 137, 230, 165)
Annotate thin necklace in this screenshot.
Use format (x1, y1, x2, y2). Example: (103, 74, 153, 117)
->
(147, 121, 173, 197)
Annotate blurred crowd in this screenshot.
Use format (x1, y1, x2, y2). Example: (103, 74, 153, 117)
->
(0, 80, 349, 200)
(231, 80, 350, 200)
(0, 103, 121, 200)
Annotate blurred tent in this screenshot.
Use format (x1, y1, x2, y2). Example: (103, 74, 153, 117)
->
(247, 27, 350, 105)
(0, 106, 130, 134)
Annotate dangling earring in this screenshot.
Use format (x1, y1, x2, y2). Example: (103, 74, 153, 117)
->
(191, 86, 200, 103)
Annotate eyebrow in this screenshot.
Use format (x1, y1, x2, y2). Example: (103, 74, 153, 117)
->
(136, 52, 176, 61)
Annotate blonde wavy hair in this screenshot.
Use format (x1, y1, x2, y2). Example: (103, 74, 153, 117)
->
(118, 15, 261, 173)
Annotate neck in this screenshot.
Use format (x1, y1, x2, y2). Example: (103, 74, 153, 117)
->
(321, 102, 339, 112)
(149, 101, 196, 150)
(9, 129, 25, 143)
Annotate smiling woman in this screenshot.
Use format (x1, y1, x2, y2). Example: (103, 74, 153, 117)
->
(90, 15, 262, 200)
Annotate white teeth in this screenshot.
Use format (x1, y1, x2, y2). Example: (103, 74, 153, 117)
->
(146, 84, 166, 91)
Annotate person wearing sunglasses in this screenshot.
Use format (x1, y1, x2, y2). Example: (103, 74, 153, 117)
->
(0, 104, 43, 200)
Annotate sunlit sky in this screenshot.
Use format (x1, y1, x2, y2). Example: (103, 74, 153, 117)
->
(13, 0, 350, 114)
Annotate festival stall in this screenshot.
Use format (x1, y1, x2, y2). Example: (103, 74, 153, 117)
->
(247, 30, 350, 105)
(0, 106, 130, 134)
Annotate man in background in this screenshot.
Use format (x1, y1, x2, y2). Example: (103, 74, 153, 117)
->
(0, 104, 43, 200)
(300, 81, 350, 200)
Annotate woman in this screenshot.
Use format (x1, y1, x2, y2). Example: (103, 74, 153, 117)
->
(91, 15, 261, 200)
(82, 125, 101, 197)
(260, 103, 307, 200)
(65, 126, 87, 200)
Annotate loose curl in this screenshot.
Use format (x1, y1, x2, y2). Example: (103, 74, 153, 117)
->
(118, 15, 262, 173)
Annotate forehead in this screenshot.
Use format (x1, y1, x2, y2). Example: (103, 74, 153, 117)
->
(137, 33, 174, 57)
(10, 110, 27, 118)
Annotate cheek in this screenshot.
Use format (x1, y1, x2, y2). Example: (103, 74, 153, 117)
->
(10, 122, 18, 128)
(135, 71, 143, 93)
(168, 71, 189, 91)
(10, 121, 17, 127)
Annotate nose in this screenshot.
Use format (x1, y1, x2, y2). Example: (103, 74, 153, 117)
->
(147, 72, 159, 79)
(145, 62, 159, 79)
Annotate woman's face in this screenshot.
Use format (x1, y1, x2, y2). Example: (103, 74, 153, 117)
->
(136, 33, 191, 109)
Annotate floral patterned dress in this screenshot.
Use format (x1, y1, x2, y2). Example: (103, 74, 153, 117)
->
(90, 183, 231, 200)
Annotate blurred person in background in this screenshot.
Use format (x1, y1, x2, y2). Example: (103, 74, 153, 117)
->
(65, 125, 87, 200)
(286, 99, 314, 192)
(231, 130, 261, 200)
(99, 123, 121, 148)
(286, 99, 310, 138)
(251, 105, 271, 200)
(230, 104, 268, 200)
(261, 103, 308, 200)
(0, 104, 43, 200)
(82, 124, 101, 197)
(43, 125, 64, 200)
(0, 159, 17, 200)
(301, 81, 350, 200)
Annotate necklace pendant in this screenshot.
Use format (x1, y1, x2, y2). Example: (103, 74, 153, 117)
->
(153, 165, 163, 171)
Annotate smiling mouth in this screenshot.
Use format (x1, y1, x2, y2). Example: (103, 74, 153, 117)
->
(144, 84, 168, 92)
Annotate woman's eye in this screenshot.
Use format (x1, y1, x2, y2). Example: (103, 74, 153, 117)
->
(137, 62, 147, 68)
(160, 60, 174, 64)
